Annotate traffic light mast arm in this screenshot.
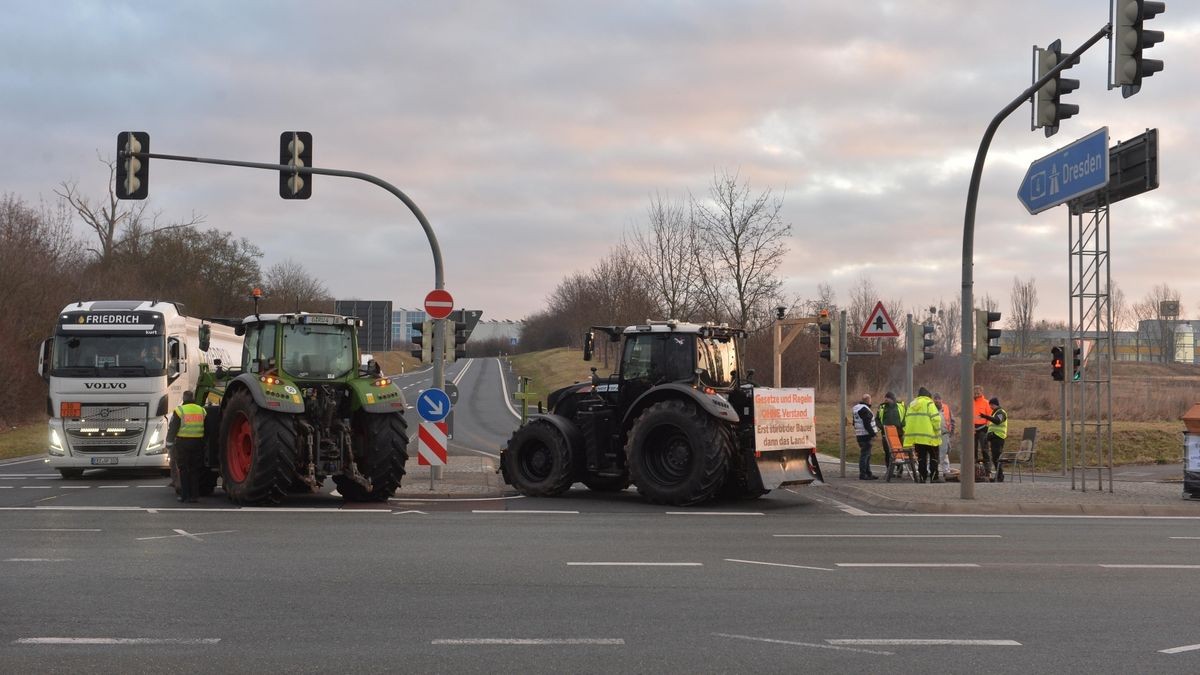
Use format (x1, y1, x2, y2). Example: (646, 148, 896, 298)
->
(959, 23, 1111, 500)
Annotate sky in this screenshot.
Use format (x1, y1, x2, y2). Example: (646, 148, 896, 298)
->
(2, 1, 1196, 324)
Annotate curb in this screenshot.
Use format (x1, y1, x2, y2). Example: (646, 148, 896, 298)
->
(824, 481, 1200, 517)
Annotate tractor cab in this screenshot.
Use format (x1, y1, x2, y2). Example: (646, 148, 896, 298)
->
(240, 313, 359, 384)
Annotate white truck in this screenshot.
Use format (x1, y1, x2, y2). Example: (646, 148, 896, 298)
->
(37, 300, 240, 478)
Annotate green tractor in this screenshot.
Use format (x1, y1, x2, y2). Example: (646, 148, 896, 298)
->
(195, 312, 409, 504)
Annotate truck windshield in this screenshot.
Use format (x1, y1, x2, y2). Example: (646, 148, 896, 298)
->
(696, 336, 738, 388)
(281, 324, 355, 380)
(52, 335, 165, 377)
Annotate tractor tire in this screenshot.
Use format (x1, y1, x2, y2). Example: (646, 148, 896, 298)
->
(218, 389, 297, 505)
(625, 399, 730, 506)
(502, 420, 576, 497)
(581, 473, 630, 493)
(337, 412, 409, 502)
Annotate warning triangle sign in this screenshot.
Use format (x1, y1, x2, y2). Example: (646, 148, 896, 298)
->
(860, 301, 900, 338)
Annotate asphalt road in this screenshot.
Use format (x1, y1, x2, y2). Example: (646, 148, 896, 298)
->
(3, 358, 1199, 673)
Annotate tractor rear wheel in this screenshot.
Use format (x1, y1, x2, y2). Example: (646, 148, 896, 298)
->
(218, 389, 296, 505)
(502, 421, 575, 497)
(338, 412, 409, 502)
(626, 399, 730, 506)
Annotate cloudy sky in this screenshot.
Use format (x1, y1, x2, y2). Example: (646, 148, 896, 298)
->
(3, 1, 1195, 323)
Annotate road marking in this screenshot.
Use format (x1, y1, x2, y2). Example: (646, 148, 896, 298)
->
(15, 528, 101, 532)
(98, 485, 129, 489)
(15, 637, 220, 645)
(776, 534, 1001, 539)
(1099, 559, 1200, 564)
(714, 633, 893, 655)
(0, 486, 11, 489)
(392, 494, 525, 503)
(0, 506, 391, 513)
(20, 486, 52, 489)
(137, 485, 166, 488)
(1169, 537, 1200, 540)
(495, 358, 522, 420)
(836, 563, 980, 568)
(0, 458, 50, 466)
(866, 513, 1200, 521)
(567, 562, 702, 567)
(666, 511, 763, 516)
(725, 558, 835, 571)
(393, 510, 428, 515)
(136, 529, 236, 542)
(58, 486, 90, 489)
(33, 495, 62, 503)
(4, 474, 61, 478)
(827, 639, 1020, 646)
(473, 509, 579, 514)
(1159, 643, 1200, 654)
(800, 492, 872, 516)
(5, 558, 72, 562)
(432, 638, 624, 645)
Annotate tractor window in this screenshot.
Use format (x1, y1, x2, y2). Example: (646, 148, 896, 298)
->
(282, 324, 355, 380)
(621, 333, 694, 384)
(241, 323, 277, 374)
(697, 336, 738, 388)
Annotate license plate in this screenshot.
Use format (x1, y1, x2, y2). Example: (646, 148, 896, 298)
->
(90, 457, 118, 466)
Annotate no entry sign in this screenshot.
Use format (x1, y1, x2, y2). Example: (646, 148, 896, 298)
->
(424, 289, 454, 320)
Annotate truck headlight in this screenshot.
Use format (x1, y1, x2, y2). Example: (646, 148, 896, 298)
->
(145, 426, 165, 455)
(49, 429, 64, 456)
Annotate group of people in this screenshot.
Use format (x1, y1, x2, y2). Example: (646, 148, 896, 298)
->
(851, 385, 1009, 483)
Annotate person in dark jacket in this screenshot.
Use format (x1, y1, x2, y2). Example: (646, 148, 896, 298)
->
(167, 391, 206, 503)
(852, 394, 879, 480)
(877, 391, 905, 478)
(980, 397, 1009, 482)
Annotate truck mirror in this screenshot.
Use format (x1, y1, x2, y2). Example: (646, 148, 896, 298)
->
(38, 337, 53, 380)
(198, 324, 211, 352)
(583, 331, 595, 361)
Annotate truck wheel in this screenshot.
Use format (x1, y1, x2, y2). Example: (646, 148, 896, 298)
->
(219, 389, 296, 505)
(581, 474, 630, 493)
(338, 412, 409, 502)
(502, 421, 575, 497)
(626, 399, 729, 506)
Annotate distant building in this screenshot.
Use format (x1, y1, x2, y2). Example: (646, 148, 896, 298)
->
(392, 308, 427, 347)
(997, 321, 1199, 364)
(471, 320, 523, 347)
(334, 300, 393, 352)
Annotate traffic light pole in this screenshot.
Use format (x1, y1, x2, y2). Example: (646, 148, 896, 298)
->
(837, 310, 848, 479)
(959, 24, 1110, 500)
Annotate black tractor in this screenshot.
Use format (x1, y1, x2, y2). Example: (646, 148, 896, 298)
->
(501, 321, 821, 506)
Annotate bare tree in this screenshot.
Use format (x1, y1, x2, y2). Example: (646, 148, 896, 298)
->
(692, 169, 790, 331)
(934, 298, 961, 355)
(1111, 280, 1130, 332)
(55, 156, 203, 267)
(847, 276, 881, 352)
(627, 192, 697, 321)
(262, 259, 332, 313)
(1133, 283, 1181, 362)
(1007, 276, 1039, 357)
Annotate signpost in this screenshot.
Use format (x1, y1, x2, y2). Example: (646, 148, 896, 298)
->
(416, 387, 451, 423)
(424, 289, 454, 320)
(859, 301, 900, 338)
(1017, 127, 1109, 215)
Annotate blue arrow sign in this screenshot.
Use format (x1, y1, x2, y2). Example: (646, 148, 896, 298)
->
(1018, 127, 1108, 215)
(416, 387, 451, 422)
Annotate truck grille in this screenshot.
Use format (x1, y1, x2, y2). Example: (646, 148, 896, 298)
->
(65, 403, 148, 454)
(80, 404, 147, 421)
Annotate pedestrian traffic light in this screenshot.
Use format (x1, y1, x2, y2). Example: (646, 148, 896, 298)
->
(1072, 346, 1082, 381)
(1113, 0, 1166, 98)
(1051, 346, 1065, 381)
(818, 314, 840, 363)
(1032, 39, 1079, 138)
(279, 131, 313, 199)
(445, 318, 468, 363)
(115, 131, 150, 200)
(974, 310, 1002, 361)
(410, 320, 432, 363)
(910, 322, 935, 365)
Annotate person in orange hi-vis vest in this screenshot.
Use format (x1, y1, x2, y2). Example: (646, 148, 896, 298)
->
(972, 385, 991, 466)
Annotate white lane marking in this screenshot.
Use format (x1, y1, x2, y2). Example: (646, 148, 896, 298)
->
(1169, 537, 1200, 540)
(3, 473, 62, 477)
(0, 458, 51, 466)
(98, 485, 129, 489)
(567, 562, 702, 567)
(775, 534, 1001, 539)
(837, 563, 980, 568)
(20, 486, 52, 489)
(432, 638, 624, 645)
(451, 358, 473, 385)
(33, 495, 61, 503)
(136, 529, 235, 542)
(496, 358, 522, 420)
(15, 528, 101, 532)
(725, 558, 835, 572)
(1159, 643, 1200, 654)
(392, 494, 525, 503)
(866, 513, 1200, 521)
(58, 486, 90, 489)
(393, 510, 428, 515)
(714, 633, 893, 655)
(137, 485, 167, 488)
(828, 639, 1021, 647)
(800, 491, 872, 516)
(0, 506, 391, 513)
(1099, 559, 1200, 564)
(472, 509, 578, 514)
(5, 558, 72, 562)
(0, 486, 11, 489)
(666, 511, 763, 516)
(15, 637, 220, 645)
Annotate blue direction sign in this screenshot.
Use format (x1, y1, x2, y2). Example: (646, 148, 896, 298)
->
(416, 387, 451, 422)
(1018, 127, 1108, 215)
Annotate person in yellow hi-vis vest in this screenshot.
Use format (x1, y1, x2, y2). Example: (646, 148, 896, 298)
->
(903, 387, 941, 483)
(168, 391, 206, 503)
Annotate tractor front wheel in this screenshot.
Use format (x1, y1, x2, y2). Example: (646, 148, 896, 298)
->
(502, 421, 575, 497)
(626, 399, 729, 506)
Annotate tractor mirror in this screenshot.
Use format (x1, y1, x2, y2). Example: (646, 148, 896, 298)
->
(582, 331, 594, 361)
(198, 324, 211, 352)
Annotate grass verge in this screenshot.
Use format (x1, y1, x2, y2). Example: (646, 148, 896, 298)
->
(0, 424, 46, 461)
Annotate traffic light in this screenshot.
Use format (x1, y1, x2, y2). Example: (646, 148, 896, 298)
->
(1032, 39, 1079, 138)
(115, 131, 149, 200)
(1072, 346, 1082, 381)
(818, 315, 840, 363)
(445, 318, 468, 363)
(409, 320, 432, 363)
(910, 322, 935, 365)
(974, 310, 1002, 361)
(1051, 346, 1065, 381)
(279, 131, 313, 199)
(1113, 0, 1165, 98)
